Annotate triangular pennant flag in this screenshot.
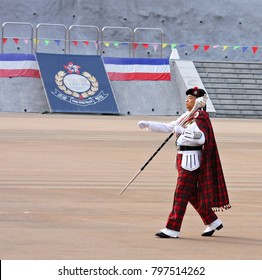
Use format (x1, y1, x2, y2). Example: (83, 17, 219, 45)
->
(13, 38, 19, 45)
(152, 43, 158, 52)
(121, 42, 128, 46)
(252, 46, 258, 54)
(54, 40, 61, 46)
(132, 42, 138, 49)
(162, 43, 168, 48)
(179, 44, 187, 48)
(44, 40, 50, 46)
(104, 42, 110, 47)
(194, 44, 200, 51)
(2, 38, 7, 44)
(242, 46, 248, 53)
(233, 46, 241, 50)
(33, 38, 38, 45)
(72, 41, 78, 46)
(213, 45, 220, 48)
(204, 45, 210, 51)
(223, 45, 229, 51)
(24, 39, 29, 45)
(171, 43, 177, 49)
(83, 41, 89, 46)
(113, 42, 119, 47)
(142, 43, 149, 49)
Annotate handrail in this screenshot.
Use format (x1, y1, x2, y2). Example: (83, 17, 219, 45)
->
(2, 22, 34, 53)
(68, 25, 100, 54)
(35, 23, 67, 53)
(1, 22, 167, 58)
(101, 26, 133, 57)
(133, 27, 164, 58)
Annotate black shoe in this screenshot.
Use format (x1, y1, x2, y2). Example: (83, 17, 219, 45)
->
(201, 224, 223, 236)
(155, 232, 179, 238)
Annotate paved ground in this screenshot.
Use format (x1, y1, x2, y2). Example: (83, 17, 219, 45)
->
(0, 113, 261, 260)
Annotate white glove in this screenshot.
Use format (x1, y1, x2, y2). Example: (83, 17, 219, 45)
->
(138, 120, 149, 129)
(174, 125, 185, 135)
(195, 95, 208, 108)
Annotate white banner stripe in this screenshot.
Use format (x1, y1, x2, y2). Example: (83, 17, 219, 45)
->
(104, 64, 170, 73)
(0, 61, 170, 73)
(0, 60, 39, 70)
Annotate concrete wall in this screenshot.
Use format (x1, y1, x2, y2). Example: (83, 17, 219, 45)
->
(1, 0, 262, 61)
(0, 77, 49, 113)
(0, 62, 183, 116)
(0, 58, 216, 116)
(0, 0, 260, 115)
(111, 63, 183, 116)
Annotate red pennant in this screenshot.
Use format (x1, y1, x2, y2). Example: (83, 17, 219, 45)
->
(72, 41, 78, 46)
(142, 43, 149, 49)
(2, 38, 7, 44)
(252, 46, 258, 54)
(13, 38, 19, 45)
(132, 42, 138, 49)
(194, 44, 200, 51)
(204, 45, 210, 52)
(83, 41, 89, 46)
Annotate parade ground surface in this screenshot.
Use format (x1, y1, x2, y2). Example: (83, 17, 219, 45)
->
(0, 112, 261, 260)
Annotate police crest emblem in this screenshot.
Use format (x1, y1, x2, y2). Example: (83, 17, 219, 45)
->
(53, 62, 108, 106)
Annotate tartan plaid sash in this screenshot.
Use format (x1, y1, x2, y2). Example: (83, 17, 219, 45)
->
(194, 110, 231, 212)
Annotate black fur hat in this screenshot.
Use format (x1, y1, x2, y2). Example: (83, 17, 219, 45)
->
(186, 86, 206, 98)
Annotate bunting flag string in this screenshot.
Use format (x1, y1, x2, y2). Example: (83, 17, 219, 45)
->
(204, 45, 210, 52)
(13, 38, 19, 45)
(252, 46, 258, 54)
(242, 46, 248, 53)
(33, 39, 40, 45)
(152, 43, 158, 52)
(0, 37, 261, 55)
(194, 44, 200, 51)
(54, 40, 61, 46)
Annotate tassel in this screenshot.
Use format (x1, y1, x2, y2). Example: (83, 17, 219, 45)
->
(212, 204, 231, 212)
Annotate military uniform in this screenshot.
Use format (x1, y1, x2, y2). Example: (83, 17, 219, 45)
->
(138, 87, 231, 238)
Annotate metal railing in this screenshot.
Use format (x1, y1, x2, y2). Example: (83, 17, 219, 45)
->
(1, 22, 34, 53)
(69, 25, 100, 55)
(133, 27, 164, 58)
(101, 26, 133, 57)
(35, 23, 67, 53)
(1, 22, 165, 58)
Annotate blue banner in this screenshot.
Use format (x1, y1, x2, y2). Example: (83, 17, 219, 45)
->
(36, 53, 119, 114)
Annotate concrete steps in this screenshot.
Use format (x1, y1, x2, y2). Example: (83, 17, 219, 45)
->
(194, 61, 262, 118)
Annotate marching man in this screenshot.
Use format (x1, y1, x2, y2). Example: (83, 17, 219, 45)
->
(138, 87, 231, 238)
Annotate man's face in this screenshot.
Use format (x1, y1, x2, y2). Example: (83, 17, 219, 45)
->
(186, 95, 196, 111)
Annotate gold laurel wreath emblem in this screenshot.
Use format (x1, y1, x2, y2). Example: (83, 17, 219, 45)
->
(55, 71, 99, 98)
